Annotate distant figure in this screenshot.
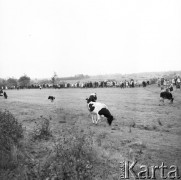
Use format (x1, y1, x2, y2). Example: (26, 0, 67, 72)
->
(48, 96, 55, 102)
(172, 78, 175, 85)
(3, 92, 8, 99)
(176, 77, 181, 90)
(168, 84, 173, 92)
(142, 81, 147, 87)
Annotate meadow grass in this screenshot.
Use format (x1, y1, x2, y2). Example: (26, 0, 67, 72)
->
(0, 85, 181, 179)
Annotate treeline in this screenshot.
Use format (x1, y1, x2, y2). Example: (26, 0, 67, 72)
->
(58, 74, 89, 80)
(0, 75, 31, 89)
(0, 73, 90, 89)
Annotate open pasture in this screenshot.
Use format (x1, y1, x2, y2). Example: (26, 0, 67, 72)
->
(0, 85, 181, 179)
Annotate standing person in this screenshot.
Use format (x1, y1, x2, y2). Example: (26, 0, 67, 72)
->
(161, 78, 164, 86)
(172, 78, 175, 85)
(157, 78, 161, 87)
(177, 76, 181, 84)
(163, 79, 167, 87)
(176, 76, 181, 89)
(169, 83, 173, 92)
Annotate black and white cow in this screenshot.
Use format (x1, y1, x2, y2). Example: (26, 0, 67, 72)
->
(160, 91, 174, 104)
(86, 94, 114, 125)
(48, 96, 55, 102)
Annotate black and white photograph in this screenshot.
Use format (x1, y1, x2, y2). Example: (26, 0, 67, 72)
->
(0, 0, 181, 179)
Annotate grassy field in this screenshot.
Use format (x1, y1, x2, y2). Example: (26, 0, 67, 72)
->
(0, 85, 181, 179)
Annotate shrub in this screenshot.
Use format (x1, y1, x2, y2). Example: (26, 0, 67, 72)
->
(31, 117, 52, 141)
(0, 112, 111, 179)
(0, 110, 24, 170)
(0, 110, 29, 180)
(38, 128, 102, 180)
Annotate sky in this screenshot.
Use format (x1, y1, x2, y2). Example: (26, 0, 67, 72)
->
(0, 0, 181, 79)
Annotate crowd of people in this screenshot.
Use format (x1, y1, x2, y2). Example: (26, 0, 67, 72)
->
(158, 76, 181, 89)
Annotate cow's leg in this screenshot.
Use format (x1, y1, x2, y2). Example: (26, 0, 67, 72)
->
(160, 97, 164, 105)
(95, 114, 101, 124)
(91, 114, 95, 124)
(92, 114, 94, 123)
(94, 114, 97, 124)
(170, 98, 174, 104)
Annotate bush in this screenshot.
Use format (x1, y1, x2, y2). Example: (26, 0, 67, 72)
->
(38, 128, 101, 180)
(31, 117, 52, 141)
(0, 112, 110, 179)
(0, 110, 24, 169)
(0, 110, 30, 180)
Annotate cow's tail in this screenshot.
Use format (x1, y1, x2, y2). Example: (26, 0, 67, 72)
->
(171, 97, 174, 103)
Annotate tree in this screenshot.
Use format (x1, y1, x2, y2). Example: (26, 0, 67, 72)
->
(7, 78, 18, 87)
(18, 75, 31, 87)
(0, 78, 7, 89)
(51, 72, 58, 85)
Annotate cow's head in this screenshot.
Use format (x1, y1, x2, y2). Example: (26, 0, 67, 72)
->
(107, 115, 114, 126)
(86, 93, 97, 103)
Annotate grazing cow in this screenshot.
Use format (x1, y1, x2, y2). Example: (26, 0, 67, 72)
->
(86, 94, 114, 125)
(3, 92, 8, 99)
(48, 96, 55, 102)
(87, 101, 114, 125)
(160, 91, 174, 104)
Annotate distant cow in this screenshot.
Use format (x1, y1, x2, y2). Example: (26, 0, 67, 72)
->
(48, 96, 55, 102)
(0, 89, 3, 96)
(142, 81, 147, 87)
(3, 92, 8, 99)
(160, 91, 174, 104)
